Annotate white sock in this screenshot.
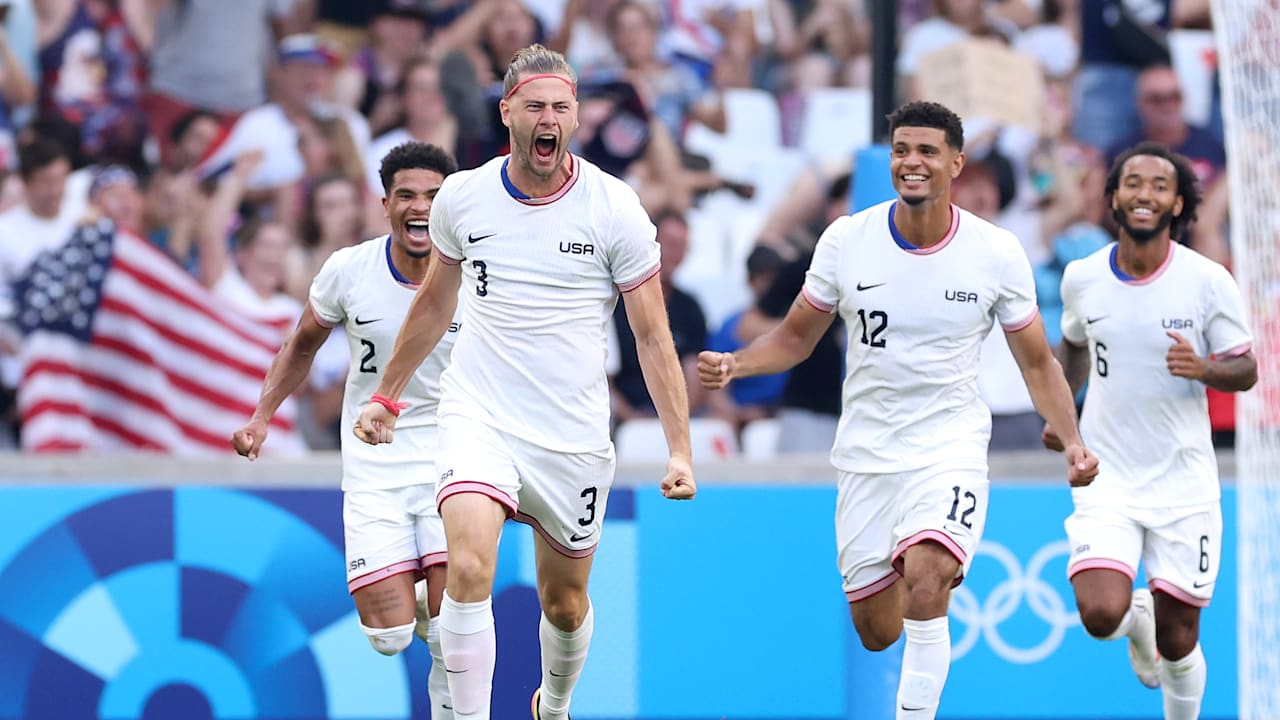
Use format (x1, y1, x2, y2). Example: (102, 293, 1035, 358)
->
(538, 601, 594, 720)
(1161, 644, 1207, 720)
(426, 616, 453, 720)
(897, 617, 951, 720)
(1103, 606, 1137, 641)
(438, 593, 494, 720)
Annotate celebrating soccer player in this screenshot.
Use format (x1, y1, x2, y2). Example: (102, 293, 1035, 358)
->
(354, 44, 695, 720)
(699, 100, 1099, 719)
(1045, 141, 1257, 719)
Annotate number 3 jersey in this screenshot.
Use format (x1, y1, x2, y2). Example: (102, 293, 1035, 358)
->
(428, 154, 660, 453)
(1061, 242, 1252, 506)
(309, 235, 463, 491)
(802, 200, 1039, 474)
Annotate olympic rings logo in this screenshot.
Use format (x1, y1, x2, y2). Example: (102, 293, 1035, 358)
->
(949, 539, 1080, 664)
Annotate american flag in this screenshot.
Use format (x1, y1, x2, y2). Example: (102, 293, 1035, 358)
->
(13, 220, 306, 455)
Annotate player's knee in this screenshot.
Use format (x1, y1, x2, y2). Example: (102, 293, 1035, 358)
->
(361, 621, 416, 656)
(1154, 620, 1197, 660)
(541, 592, 589, 631)
(1078, 603, 1125, 639)
(852, 616, 902, 651)
(446, 551, 496, 595)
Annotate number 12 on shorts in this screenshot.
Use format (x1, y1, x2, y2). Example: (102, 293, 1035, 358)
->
(947, 486, 977, 529)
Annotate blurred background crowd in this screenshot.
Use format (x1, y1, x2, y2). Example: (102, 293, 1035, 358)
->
(0, 0, 1238, 458)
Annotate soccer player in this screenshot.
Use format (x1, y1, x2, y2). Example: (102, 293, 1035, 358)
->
(232, 142, 461, 719)
(354, 44, 695, 720)
(698, 100, 1099, 720)
(1044, 142, 1256, 719)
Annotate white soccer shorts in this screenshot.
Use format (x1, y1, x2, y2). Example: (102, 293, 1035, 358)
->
(344, 483, 447, 594)
(837, 461, 990, 602)
(1066, 497, 1222, 607)
(435, 412, 616, 558)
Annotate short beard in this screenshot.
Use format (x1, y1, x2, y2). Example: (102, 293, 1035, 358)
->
(1113, 206, 1174, 244)
(405, 246, 432, 259)
(899, 193, 927, 207)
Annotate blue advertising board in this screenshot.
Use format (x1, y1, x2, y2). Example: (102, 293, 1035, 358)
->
(0, 482, 1239, 719)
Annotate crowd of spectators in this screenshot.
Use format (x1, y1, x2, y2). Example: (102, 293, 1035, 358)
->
(0, 0, 1237, 453)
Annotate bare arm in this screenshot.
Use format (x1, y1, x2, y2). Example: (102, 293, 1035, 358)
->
(196, 152, 263, 289)
(1172, 0, 1212, 28)
(1057, 337, 1091, 396)
(232, 305, 333, 458)
(546, 0, 584, 55)
(1007, 317, 1084, 446)
(702, 293, 834, 386)
(373, 259, 462, 401)
(1007, 317, 1100, 484)
(622, 275, 692, 461)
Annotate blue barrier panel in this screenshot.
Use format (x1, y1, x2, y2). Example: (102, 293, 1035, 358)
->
(0, 482, 1239, 719)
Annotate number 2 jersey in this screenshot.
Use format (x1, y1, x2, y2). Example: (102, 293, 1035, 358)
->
(802, 200, 1039, 474)
(309, 235, 462, 491)
(428, 154, 660, 453)
(1061, 242, 1252, 506)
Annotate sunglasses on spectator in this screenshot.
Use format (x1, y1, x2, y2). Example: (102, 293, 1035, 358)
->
(1141, 91, 1183, 104)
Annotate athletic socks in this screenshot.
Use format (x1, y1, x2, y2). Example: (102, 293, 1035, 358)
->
(426, 616, 454, 719)
(897, 616, 951, 720)
(438, 593, 495, 719)
(537, 601, 594, 720)
(1161, 644, 1207, 720)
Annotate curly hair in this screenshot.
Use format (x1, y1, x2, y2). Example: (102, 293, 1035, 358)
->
(886, 101, 965, 151)
(1104, 141, 1202, 241)
(378, 141, 458, 194)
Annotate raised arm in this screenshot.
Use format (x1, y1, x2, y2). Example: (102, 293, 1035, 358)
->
(1006, 316, 1099, 486)
(699, 291, 834, 388)
(622, 274, 696, 500)
(354, 257, 461, 443)
(232, 305, 333, 459)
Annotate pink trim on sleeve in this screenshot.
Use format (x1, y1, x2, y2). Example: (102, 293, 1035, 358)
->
(1002, 307, 1040, 333)
(1216, 341, 1252, 358)
(618, 263, 661, 292)
(309, 303, 337, 329)
(435, 252, 463, 266)
(800, 285, 835, 313)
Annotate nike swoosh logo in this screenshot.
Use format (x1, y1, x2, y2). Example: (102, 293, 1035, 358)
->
(569, 531, 596, 543)
(353, 316, 381, 325)
(856, 282, 885, 291)
(442, 705, 452, 710)
(1086, 316, 1108, 324)
(901, 705, 926, 712)
(549, 670, 573, 677)
(468, 232, 495, 244)
(1193, 580, 1214, 589)
(445, 668, 466, 674)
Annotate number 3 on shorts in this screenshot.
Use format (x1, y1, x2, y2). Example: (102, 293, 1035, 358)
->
(579, 486, 598, 526)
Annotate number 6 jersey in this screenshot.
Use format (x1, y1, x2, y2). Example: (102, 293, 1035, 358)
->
(802, 200, 1039, 474)
(309, 235, 463, 490)
(1061, 242, 1252, 506)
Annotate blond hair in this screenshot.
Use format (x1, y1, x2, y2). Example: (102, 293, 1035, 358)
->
(502, 44, 577, 98)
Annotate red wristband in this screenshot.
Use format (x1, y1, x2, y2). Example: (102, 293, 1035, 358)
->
(370, 393, 409, 417)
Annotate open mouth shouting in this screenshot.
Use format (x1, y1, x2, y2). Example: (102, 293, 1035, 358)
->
(533, 133, 558, 164)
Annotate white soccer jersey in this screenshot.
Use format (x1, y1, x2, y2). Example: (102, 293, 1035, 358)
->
(803, 200, 1039, 473)
(429, 154, 660, 452)
(309, 236, 463, 490)
(1061, 242, 1252, 506)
